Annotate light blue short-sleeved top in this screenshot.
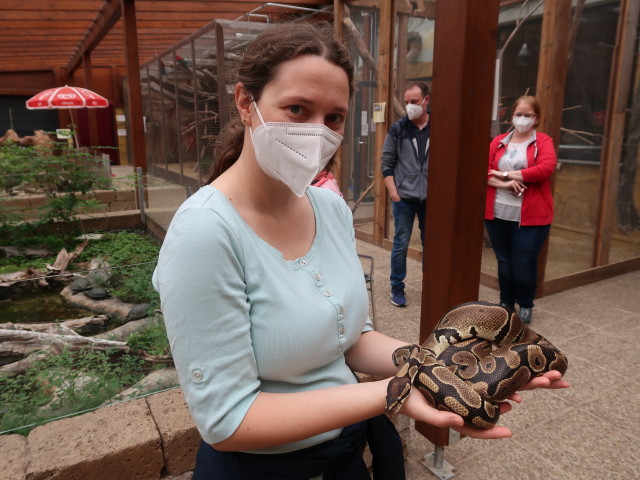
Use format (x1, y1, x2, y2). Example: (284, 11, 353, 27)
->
(152, 185, 372, 453)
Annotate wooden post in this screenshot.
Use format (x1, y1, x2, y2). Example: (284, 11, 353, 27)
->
(416, 0, 499, 447)
(372, 0, 395, 245)
(533, 0, 572, 289)
(333, 0, 345, 195)
(83, 52, 100, 148)
(110, 65, 122, 107)
(593, 0, 640, 266)
(396, 13, 409, 96)
(122, 0, 147, 171)
(53, 66, 69, 130)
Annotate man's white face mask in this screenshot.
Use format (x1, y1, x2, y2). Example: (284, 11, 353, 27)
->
(248, 100, 343, 197)
(406, 96, 426, 120)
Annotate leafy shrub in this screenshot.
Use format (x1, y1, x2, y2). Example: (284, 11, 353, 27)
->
(0, 140, 112, 243)
(0, 348, 145, 436)
(79, 231, 161, 309)
(127, 318, 170, 357)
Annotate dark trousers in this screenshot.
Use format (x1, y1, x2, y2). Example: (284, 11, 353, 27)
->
(192, 415, 404, 480)
(390, 199, 426, 289)
(484, 219, 550, 309)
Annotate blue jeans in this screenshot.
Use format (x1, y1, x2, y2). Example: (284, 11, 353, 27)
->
(484, 219, 550, 309)
(390, 199, 426, 289)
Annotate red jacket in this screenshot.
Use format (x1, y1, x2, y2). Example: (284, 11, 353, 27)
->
(485, 130, 556, 225)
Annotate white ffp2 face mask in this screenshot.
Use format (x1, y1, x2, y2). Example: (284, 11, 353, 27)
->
(512, 115, 535, 133)
(406, 96, 426, 120)
(249, 101, 343, 197)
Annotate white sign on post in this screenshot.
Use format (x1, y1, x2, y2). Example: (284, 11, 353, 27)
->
(56, 128, 72, 139)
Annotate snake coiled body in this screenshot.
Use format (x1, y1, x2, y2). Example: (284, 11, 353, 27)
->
(385, 301, 568, 429)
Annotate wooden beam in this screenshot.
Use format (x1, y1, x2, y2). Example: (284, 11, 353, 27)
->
(415, 0, 499, 448)
(83, 52, 100, 147)
(67, 0, 123, 75)
(593, 0, 640, 266)
(334, 0, 344, 193)
(372, 0, 395, 245)
(122, 0, 146, 172)
(534, 0, 573, 289)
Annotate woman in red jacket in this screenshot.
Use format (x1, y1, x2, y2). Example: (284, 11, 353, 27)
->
(485, 95, 556, 324)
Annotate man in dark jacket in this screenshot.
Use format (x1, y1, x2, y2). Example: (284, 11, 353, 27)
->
(381, 82, 430, 307)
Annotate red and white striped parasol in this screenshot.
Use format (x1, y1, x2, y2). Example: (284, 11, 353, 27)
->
(25, 85, 109, 146)
(25, 85, 109, 110)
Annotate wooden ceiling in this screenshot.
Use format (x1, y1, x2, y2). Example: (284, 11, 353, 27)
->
(0, 0, 525, 75)
(0, 0, 333, 73)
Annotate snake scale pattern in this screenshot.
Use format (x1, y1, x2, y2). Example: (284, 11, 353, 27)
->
(385, 301, 568, 429)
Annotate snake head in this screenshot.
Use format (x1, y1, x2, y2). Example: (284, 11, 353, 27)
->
(392, 344, 421, 366)
(386, 375, 412, 415)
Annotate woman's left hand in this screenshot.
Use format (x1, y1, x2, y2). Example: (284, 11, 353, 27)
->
(518, 370, 569, 392)
(400, 369, 569, 439)
(400, 387, 514, 439)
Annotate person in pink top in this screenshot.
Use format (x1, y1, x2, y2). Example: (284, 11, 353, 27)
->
(485, 95, 557, 324)
(312, 158, 343, 197)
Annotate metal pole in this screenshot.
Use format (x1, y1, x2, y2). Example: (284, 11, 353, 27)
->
(433, 446, 445, 469)
(136, 166, 146, 225)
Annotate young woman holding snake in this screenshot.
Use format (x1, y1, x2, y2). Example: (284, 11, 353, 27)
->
(153, 24, 568, 479)
(485, 96, 557, 324)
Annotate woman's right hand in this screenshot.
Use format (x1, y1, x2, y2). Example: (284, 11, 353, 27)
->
(507, 180, 526, 196)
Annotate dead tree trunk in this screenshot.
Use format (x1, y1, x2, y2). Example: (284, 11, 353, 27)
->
(0, 328, 172, 377)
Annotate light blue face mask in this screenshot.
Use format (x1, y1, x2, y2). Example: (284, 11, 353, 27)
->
(248, 100, 343, 197)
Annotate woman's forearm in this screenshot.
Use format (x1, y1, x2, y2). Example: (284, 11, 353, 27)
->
(504, 170, 524, 182)
(345, 330, 407, 377)
(212, 380, 389, 451)
(214, 330, 408, 452)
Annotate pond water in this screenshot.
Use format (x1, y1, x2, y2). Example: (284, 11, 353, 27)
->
(0, 287, 92, 324)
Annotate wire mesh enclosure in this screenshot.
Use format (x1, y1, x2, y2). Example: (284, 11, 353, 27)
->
(140, 20, 270, 191)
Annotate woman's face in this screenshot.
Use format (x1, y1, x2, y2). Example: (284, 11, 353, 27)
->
(251, 55, 350, 136)
(512, 101, 538, 127)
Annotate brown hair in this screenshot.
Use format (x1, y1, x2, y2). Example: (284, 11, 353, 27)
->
(512, 95, 541, 126)
(406, 81, 430, 97)
(207, 22, 354, 182)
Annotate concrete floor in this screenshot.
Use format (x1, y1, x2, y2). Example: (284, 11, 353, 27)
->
(356, 239, 639, 480)
(132, 168, 639, 480)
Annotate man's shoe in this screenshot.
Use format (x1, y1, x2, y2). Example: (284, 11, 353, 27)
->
(499, 302, 515, 311)
(519, 307, 533, 324)
(390, 287, 407, 307)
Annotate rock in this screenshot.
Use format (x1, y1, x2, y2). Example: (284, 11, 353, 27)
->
(70, 277, 92, 294)
(87, 259, 111, 284)
(127, 303, 150, 321)
(94, 316, 157, 341)
(115, 368, 179, 402)
(61, 285, 136, 319)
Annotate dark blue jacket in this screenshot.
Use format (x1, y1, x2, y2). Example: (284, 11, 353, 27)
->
(380, 115, 430, 201)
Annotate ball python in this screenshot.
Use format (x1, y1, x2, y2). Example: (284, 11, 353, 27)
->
(385, 301, 568, 429)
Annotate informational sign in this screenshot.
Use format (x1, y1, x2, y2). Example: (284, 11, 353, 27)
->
(361, 111, 369, 136)
(372, 102, 386, 123)
(56, 128, 72, 139)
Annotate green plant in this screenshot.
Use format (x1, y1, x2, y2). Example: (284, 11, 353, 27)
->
(0, 255, 59, 275)
(0, 140, 112, 243)
(0, 347, 145, 436)
(79, 231, 161, 308)
(0, 141, 32, 194)
(127, 319, 170, 357)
